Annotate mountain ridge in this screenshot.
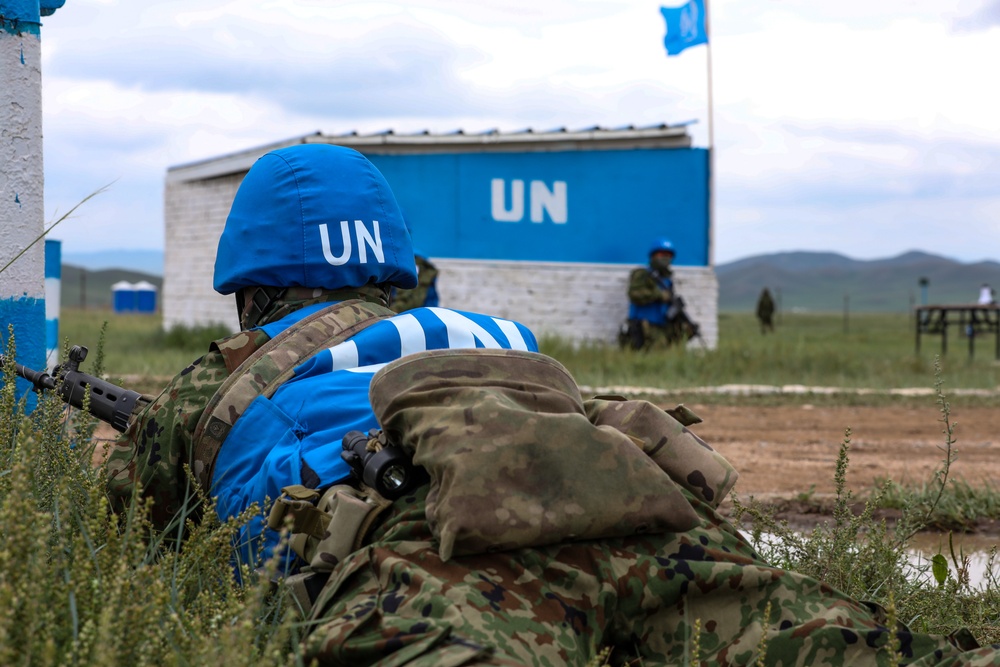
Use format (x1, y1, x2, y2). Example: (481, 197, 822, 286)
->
(715, 250, 1000, 313)
(56, 248, 1000, 313)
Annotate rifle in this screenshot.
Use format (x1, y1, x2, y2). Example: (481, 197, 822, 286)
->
(0, 345, 148, 432)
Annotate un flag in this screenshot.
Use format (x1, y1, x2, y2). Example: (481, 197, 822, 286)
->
(660, 0, 709, 56)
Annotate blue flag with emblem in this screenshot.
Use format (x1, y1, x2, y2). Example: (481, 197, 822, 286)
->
(660, 0, 708, 56)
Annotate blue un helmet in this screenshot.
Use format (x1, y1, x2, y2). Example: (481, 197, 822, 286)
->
(648, 237, 675, 257)
(214, 144, 418, 296)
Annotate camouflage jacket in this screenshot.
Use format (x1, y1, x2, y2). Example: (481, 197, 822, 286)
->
(628, 266, 673, 306)
(390, 256, 439, 313)
(106, 327, 268, 529)
(106, 287, 389, 530)
(628, 267, 673, 325)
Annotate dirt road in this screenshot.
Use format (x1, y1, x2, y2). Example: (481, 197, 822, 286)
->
(94, 402, 1000, 506)
(690, 403, 1000, 501)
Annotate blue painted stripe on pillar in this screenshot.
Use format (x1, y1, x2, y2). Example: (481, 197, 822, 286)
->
(45, 315, 57, 347)
(45, 315, 57, 363)
(44, 238, 60, 278)
(44, 240, 60, 367)
(0, 295, 45, 410)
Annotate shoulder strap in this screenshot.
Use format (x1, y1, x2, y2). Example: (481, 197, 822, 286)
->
(190, 299, 394, 491)
(213, 329, 269, 373)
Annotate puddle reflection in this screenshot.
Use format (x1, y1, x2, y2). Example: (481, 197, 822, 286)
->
(754, 532, 1000, 589)
(908, 532, 1000, 589)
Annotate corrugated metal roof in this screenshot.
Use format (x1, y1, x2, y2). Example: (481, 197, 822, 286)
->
(166, 122, 695, 183)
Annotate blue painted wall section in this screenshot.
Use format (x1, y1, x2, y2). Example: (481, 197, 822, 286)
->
(367, 148, 710, 267)
(0, 0, 66, 34)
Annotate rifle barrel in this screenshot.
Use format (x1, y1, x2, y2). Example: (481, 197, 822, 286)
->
(0, 354, 57, 390)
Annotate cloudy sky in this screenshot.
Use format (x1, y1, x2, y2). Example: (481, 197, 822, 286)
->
(38, 0, 1000, 265)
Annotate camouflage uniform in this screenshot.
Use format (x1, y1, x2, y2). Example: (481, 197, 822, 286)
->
(627, 267, 695, 349)
(105, 287, 382, 529)
(756, 288, 776, 334)
(391, 255, 439, 314)
(106, 130, 1000, 665)
(294, 349, 1000, 667)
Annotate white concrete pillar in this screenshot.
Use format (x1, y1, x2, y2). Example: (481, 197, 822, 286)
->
(0, 1, 66, 386)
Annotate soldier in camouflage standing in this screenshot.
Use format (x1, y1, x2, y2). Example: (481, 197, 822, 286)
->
(756, 286, 776, 333)
(107, 145, 1000, 666)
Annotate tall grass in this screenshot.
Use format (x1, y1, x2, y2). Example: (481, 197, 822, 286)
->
(733, 365, 1000, 644)
(60, 308, 230, 392)
(0, 328, 301, 665)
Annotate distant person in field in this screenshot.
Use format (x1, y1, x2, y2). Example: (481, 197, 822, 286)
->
(756, 287, 776, 334)
(978, 283, 995, 305)
(624, 237, 700, 350)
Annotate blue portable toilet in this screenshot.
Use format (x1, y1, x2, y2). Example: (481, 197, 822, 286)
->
(111, 281, 136, 313)
(134, 280, 158, 314)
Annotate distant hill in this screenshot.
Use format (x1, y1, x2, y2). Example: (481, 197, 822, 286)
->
(61, 265, 163, 310)
(717, 250, 1000, 313)
(61, 249, 163, 275)
(56, 247, 998, 313)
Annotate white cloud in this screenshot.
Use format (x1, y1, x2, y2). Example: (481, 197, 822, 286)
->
(30, 0, 1000, 264)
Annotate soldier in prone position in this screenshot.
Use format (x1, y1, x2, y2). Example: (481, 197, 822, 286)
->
(106, 144, 1000, 666)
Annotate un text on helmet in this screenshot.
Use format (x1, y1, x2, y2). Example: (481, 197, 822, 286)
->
(319, 221, 385, 266)
(491, 179, 568, 224)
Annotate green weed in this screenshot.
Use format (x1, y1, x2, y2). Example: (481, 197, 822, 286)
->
(0, 330, 300, 666)
(733, 361, 1000, 643)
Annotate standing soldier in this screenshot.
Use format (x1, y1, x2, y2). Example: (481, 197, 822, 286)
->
(756, 287, 776, 333)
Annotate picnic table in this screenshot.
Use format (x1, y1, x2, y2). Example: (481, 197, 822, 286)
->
(915, 304, 1000, 359)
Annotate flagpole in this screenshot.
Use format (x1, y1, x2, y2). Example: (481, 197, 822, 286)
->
(704, 0, 715, 268)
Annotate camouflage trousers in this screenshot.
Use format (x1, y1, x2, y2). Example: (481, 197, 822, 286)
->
(630, 318, 695, 350)
(302, 485, 999, 667)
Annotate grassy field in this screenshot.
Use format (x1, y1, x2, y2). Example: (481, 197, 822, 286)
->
(58, 308, 231, 393)
(542, 311, 1000, 392)
(60, 308, 1000, 389)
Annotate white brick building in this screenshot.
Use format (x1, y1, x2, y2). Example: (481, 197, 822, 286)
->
(164, 126, 718, 347)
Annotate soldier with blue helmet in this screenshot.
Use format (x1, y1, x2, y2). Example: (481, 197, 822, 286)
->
(624, 237, 699, 350)
(106, 143, 537, 564)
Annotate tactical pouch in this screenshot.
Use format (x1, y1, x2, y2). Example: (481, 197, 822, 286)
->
(584, 398, 738, 508)
(267, 483, 393, 613)
(368, 348, 699, 561)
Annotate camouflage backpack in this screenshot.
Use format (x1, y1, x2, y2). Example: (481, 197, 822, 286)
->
(367, 348, 738, 561)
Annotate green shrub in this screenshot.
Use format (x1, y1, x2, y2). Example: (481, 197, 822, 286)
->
(0, 329, 300, 666)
